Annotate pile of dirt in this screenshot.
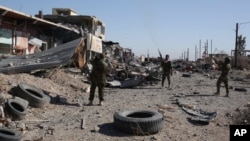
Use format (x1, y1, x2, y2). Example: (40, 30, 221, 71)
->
(0, 68, 88, 104)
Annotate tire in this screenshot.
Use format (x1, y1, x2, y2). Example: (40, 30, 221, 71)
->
(235, 88, 247, 92)
(117, 70, 128, 81)
(113, 109, 164, 135)
(182, 73, 191, 77)
(0, 127, 22, 141)
(14, 82, 50, 108)
(5, 99, 27, 120)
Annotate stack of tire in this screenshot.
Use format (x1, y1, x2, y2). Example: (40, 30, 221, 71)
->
(5, 82, 50, 120)
(13, 82, 51, 108)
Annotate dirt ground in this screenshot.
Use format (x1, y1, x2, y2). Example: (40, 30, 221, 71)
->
(0, 68, 250, 141)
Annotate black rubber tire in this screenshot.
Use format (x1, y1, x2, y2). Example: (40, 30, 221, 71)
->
(182, 73, 191, 77)
(5, 99, 27, 120)
(117, 70, 128, 81)
(0, 127, 22, 141)
(113, 109, 164, 135)
(14, 82, 50, 108)
(235, 87, 247, 92)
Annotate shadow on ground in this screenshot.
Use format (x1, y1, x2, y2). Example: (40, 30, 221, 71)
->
(98, 123, 132, 137)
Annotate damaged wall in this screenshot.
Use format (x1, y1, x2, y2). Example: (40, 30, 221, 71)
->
(0, 5, 80, 55)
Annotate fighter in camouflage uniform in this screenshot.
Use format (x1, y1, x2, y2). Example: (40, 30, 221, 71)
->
(161, 54, 173, 89)
(213, 57, 231, 97)
(88, 54, 108, 106)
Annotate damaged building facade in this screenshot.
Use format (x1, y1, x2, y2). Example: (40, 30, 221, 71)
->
(0, 5, 136, 75)
(0, 6, 101, 73)
(0, 6, 81, 55)
(0, 6, 130, 63)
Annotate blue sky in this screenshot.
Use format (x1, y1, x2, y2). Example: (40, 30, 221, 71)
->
(1, 0, 250, 60)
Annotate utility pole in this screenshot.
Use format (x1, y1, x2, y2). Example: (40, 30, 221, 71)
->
(235, 23, 238, 68)
(199, 40, 201, 59)
(206, 39, 208, 58)
(211, 40, 212, 57)
(184, 51, 186, 61)
(147, 49, 149, 62)
(195, 45, 197, 61)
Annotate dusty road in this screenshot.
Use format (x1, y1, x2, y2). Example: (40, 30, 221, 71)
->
(0, 69, 250, 141)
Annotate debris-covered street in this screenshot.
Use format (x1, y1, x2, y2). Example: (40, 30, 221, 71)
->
(0, 67, 250, 141)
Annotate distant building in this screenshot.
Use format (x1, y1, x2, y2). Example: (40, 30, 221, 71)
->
(39, 8, 106, 40)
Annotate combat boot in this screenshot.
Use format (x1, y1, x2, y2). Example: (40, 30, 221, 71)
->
(225, 89, 229, 97)
(168, 84, 172, 90)
(214, 87, 220, 95)
(225, 92, 229, 97)
(214, 92, 220, 95)
(99, 101, 104, 106)
(87, 101, 93, 106)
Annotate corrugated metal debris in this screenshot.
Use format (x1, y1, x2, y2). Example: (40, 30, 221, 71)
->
(0, 38, 85, 74)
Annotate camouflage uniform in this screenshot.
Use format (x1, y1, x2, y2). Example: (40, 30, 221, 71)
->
(89, 54, 108, 105)
(161, 55, 173, 88)
(214, 57, 231, 97)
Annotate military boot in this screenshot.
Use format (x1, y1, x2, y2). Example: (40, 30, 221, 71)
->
(214, 91, 220, 95)
(87, 101, 93, 106)
(214, 87, 220, 95)
(225, 90, 229, 97)
(99, 101, 104, 106)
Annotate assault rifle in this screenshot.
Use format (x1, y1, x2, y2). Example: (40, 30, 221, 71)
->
(158, 49, 163, 60)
